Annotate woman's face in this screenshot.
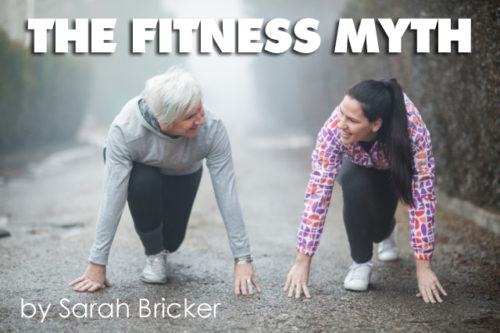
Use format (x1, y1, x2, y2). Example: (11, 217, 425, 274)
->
(337, 95, 382, 145)
(161, 102, 205, 138)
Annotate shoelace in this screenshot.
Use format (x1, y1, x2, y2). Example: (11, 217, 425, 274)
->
(380, 236, 397, 252)
(380, 241, 395, 252)
(350, 263, 372, 280)
(147, 253, 165, 272)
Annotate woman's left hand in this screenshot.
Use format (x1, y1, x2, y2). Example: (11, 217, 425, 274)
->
(415, 259, 447, 303)
(234, 263, 261, 296)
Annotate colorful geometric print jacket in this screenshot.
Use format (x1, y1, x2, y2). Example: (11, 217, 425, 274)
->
(297, 94, 436, 260)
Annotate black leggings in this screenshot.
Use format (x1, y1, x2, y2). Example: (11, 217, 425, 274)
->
(337, 157, 398, 263)
(127, 162, 202, 255)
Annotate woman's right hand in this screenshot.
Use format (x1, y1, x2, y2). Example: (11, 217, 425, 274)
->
(69, 262, 113, 292)
(284, 252, 312, 298)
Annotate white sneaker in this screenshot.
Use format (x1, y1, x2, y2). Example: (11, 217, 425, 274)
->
(343, 261, 373, 291)
(378, 225, 398, 261)
(141, 251, 167, 284)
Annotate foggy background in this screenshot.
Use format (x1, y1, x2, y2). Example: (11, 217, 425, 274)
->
(1, 0, 498, 214)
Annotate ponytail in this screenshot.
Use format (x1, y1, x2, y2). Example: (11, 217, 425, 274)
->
(384, 79, 414, 206)
(347, 79, 415, 207)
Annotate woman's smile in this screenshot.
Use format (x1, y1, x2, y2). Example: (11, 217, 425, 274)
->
(341, 131, 352, 139)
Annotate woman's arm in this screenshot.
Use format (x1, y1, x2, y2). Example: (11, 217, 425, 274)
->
(405, 96, 446, 303)
(406, 96, 436, 260)
(205, 120, 259, 295)
(89, 127, 133, 265)
(297, 107, 343, 256)
(206, 120, 250, 258)
(70, 126, 133, 292)
(285, 108, 343, 298)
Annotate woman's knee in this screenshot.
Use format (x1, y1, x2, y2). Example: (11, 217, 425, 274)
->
(128, 162, 162, 198)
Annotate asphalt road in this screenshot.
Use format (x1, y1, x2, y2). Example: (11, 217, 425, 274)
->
(0, 136, 499, 332)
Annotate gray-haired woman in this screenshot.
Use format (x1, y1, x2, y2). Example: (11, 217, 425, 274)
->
(70, 67, 260, 295)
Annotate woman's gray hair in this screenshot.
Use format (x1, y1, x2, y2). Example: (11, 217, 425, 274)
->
(142, 67, 202, 128)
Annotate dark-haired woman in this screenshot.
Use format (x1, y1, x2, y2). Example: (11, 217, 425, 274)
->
(284, 79, 447, 303)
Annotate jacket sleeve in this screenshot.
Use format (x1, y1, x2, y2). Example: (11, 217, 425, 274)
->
(89, 126, 133, 265)
(406, 98, 436, 260)
(297, 107, 344, 256)
(206, 120, 251, 258)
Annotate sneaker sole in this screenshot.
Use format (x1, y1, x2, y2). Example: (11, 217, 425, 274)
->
(140, 275, 167, 284)
(344, 283, 369, 291)
(378, 252, 398, 261)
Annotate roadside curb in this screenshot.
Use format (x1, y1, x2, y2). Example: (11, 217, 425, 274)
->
(437, 191, 500, 236)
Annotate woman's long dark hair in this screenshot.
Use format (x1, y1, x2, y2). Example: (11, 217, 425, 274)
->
(347, 79, 414, 207)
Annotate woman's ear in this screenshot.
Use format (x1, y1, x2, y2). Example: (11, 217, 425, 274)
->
(371, 118, 383, 133)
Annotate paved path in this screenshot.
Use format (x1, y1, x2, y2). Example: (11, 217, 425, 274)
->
(0, 136, 499, 332)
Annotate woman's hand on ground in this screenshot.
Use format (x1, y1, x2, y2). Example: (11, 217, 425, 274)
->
(415, 259, 447, 303)
(69, 262, 113, 292)
(234, 263, 261, 296)
(284, 252, 312, 299)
